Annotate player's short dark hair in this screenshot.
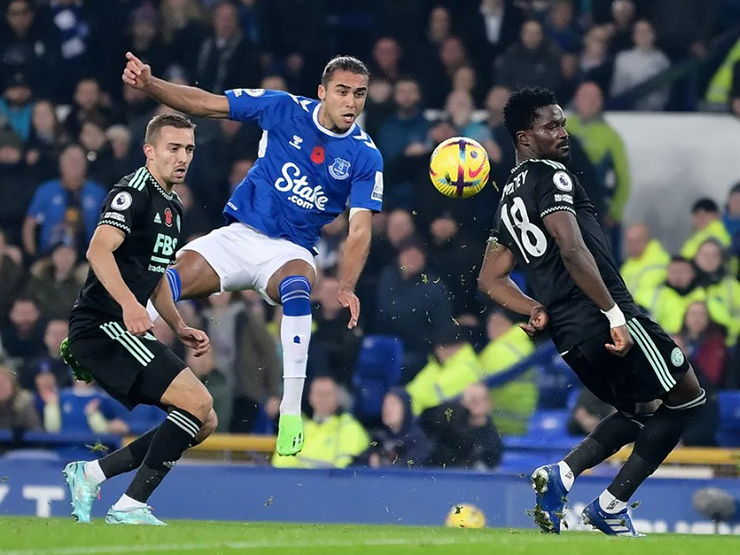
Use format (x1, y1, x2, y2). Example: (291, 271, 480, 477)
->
(691, 198, 719, 214)
(731, 182, 740, 195)
(144, 113, 196, 146)
(321, 56, 370, 87)
(503, 87, 559, 145)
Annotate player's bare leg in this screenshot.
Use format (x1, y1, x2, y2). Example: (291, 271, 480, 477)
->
(267, 259, 316, 456)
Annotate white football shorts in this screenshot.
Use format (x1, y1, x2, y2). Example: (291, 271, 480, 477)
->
(179, 222, 316, 305)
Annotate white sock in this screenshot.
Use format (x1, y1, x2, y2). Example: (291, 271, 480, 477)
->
(113, 494, 147, 511)
(599, 490, 627, 514)
(557, 461, 574, 492)
(145, 300, 160, 323)
(84, 460, 107, 487)
(279, 313, 311, 416)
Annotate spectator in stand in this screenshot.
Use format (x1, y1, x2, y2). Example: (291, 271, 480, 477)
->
(308, 276, 361, 388)
(479, 310, 536, 436)
(610, 20, 671, 111)
(423, 36, 470, 109)
(567, 82, 631, 262)
(680, 302, 728, 388)
(385, 209, 416, 255)
(229, 290, 281, 433)
(636, 257, 706, 334)
(732, 59, 740, 118)
(0, 296, 45, 366)
(102, 125, 139, 187)
(0, 71, 34, 141)
(0, 129, 36, 247)
(376, 77, 430, 210)
(41, 379, 128, 435)
(175, 183, 212, 241)
(159, 0, 207, 80)
(0, 0, 57, 92)
(63, 78, 115, 139)
(413, 6, 452, 96)
(608, 0, 637, 55)
(620, 223, 670, 298)
(497, 19, 561, 92)
(196, 0, 260, 94)
(567, 388, 615, 435)
(457, 0, 524, 86)
(428, 213, 483, 316)
(25, 243, 83, 321)
(406, 325, 483, 416)
(377, 77, 430, 163)
(315, 214, 347, 274)
(724, 183, 740, 265)
(578, 26, 614, 95)
(25, 100, 66, 182)
(360, 388, 431, 469)
(370, 37, 405, 85)
(425, 382, 504, 470)
(681, 198, 732, 261)
(375, 241, 452, 383)
(186, 346, 230, 432)
(22, 143, 106, 257)
(122, 3, 168, 81)
(0, 230, 25, 315)
(453, 66, 483, 106)
(44, 0, 104, 102)
(546, 0, 581, 54)
(78, 118, 113, 186)
(693, 239, 740, 345)
(272, 376, 369, 469)
(20, 318, 71, 393)
(482, 84, 515, 195)
(443, 90, 491, 145)
(650, 0, 718, 61)
(0, 364, 41, 431)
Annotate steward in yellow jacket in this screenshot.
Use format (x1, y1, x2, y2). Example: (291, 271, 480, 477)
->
(620, 224, 670, 298)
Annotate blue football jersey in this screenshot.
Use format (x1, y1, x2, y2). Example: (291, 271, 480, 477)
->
(224, 88, 384, 252)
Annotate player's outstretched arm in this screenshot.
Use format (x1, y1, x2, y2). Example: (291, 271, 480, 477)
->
(338, 210, 373, 329)
(478, 240, 548, 335)
(87, 226, 153, 336)
(543, 210, 633, 355)
(122, 52, 229, 119)
(151, 275, 210, 356)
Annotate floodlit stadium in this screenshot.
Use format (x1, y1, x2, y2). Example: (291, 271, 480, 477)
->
(1, 1, 740, 553)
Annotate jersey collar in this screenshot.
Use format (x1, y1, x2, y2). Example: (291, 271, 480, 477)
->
(142, 166, 175, 200)
(312, 104, 356, 138)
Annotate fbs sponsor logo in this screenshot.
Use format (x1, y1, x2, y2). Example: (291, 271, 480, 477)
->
(274, 162, 328, 211)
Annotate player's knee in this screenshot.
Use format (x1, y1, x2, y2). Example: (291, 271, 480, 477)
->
(185, 389, 213, 422)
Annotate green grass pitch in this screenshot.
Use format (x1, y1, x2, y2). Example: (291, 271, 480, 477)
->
(0, 518, 737, 555)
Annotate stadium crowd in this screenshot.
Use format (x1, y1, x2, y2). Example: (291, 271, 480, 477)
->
(1, 0, 740, 470)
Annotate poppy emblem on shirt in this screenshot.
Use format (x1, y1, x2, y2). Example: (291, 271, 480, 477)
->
(311, 146, 325, 165)
(165, 207, 173, 227)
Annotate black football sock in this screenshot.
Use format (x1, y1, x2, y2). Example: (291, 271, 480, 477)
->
(563, 411, 643, 478)
(124, 408, 202, 504)
(98, 427, 158, 479)
(608, 392, 705, 502)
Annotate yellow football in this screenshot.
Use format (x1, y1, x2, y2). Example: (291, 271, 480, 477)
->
(445, 503, 486, 528)
(429, 136, 490, 199)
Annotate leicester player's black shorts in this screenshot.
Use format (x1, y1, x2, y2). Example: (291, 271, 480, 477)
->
(561, 314, 690, 413)
(68, 319, 186, 410)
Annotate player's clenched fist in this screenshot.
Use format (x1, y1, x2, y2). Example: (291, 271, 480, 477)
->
(122, 52, 151, 90)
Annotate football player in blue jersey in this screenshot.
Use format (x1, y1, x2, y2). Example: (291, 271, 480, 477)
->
(122, 52, 383, 457)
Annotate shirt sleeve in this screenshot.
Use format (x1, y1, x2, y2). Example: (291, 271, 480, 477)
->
(225, 88, 303, 129)
(97, 186, 148, 235)
(349, 147, 384, 212)
(26, 183, 48, 221)
(534, 168, 577, 220)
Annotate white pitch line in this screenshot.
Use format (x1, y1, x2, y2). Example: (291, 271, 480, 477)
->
(1, 535, 493, 555)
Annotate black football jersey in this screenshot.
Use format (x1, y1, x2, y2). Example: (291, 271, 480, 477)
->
(490, 159, 639, 352)
(70, 167, 184, 326)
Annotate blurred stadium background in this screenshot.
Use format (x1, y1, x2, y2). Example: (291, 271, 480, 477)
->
(2, 0, 740, 538)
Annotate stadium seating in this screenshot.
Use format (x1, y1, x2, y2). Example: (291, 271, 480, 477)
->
(351, 335, 403, 425)
(716, 390, 740, 447)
